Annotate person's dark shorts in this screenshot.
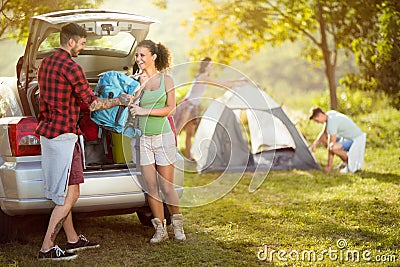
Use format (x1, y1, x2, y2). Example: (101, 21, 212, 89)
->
(69, 141, 84, 185)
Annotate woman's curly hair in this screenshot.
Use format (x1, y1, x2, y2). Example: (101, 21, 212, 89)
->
(137, 39, 172, 71)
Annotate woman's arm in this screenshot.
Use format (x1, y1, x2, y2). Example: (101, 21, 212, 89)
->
(198, 73, 246, 88)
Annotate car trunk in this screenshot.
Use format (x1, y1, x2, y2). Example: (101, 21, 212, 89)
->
(15, 9, 160, 171)
(27, 77, 138, 172)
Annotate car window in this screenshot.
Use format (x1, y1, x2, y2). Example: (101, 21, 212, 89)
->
(0, 78, 23, 118)
(38, 32, 136, 57)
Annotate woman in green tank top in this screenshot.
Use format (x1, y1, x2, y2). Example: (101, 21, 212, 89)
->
(129, 40, 186, 244)
(138, 73, 172, 135)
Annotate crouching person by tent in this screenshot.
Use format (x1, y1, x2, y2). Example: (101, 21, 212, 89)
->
(309, 107, 366, 173)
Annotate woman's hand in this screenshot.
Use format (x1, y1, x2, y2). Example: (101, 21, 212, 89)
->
(130, 104, 148, 116)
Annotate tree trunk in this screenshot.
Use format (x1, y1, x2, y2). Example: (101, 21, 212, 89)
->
(317, 1, 338, 110)
(326, 62, 337, 109)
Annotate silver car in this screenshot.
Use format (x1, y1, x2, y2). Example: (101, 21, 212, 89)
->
(0, 9, 184, 243)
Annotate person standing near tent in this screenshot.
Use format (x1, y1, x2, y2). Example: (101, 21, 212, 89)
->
(309, 107, 366, 173)
(129, 39, 186, 243)
(174, 57, 246, 160)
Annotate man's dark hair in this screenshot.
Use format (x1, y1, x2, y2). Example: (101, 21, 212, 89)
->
(60, 23, 87, 45)
(309, 106, 324, 120)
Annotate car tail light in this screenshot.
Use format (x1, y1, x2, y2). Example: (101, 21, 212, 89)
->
(8, 117, 41, 156)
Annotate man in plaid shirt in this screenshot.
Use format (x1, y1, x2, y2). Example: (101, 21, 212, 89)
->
(36, 23, 132, 261)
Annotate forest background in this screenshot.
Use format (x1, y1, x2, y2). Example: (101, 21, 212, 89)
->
(1, 0, 381, 120)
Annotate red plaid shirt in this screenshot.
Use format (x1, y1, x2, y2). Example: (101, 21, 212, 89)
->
(36, 48, 97, 138)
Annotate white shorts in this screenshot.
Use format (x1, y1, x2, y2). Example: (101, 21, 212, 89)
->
(139, 131, 177, 166)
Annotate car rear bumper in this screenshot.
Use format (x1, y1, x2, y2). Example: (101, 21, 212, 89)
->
(0, 155, 184, 216)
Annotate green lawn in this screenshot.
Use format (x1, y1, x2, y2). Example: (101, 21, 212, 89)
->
(0, 108, 399, 267)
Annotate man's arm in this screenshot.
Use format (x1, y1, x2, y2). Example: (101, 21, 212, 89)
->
(325, 133, 337, 172)
(311, 125, 328, 152)
(89, 93, 133, 111)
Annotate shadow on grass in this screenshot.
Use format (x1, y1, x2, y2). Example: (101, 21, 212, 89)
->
(0, 211, 272, 266)
(212, 190, 400, 252)
(357, 170, 400, 184)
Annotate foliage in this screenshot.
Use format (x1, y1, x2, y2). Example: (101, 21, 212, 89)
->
(309, 86, 390, 117)
(357, 107, 400, 149)
(341, 1, 400, 109)
(179, 0, 380, 109)
(151, 0, 167, 10)
(0, 0, 103, 43)
(153, 0, 400, 111)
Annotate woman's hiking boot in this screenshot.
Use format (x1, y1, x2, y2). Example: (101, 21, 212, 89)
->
(150, 218, 168, 244)
(171, 213, 186, 241)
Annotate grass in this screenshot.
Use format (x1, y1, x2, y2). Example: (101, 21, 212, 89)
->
(1, 108, 399, 267)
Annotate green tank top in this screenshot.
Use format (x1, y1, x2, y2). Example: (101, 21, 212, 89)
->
(138, 74, 172, 135)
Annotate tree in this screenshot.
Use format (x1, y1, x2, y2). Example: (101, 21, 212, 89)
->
(0, 0, 103, 43)
(342, 1, 400, 109)
(153, 0, 396, 110)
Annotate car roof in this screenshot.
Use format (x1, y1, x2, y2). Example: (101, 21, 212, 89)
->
(32, 9, 159, 25)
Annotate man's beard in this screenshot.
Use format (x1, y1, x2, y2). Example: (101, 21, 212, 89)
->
(71, 45, 81, 57)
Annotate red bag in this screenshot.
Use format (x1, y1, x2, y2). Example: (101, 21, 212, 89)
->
(79, 102, 99, 143)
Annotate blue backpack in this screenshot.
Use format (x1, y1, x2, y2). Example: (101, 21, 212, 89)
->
(91, 71, 141, 136)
